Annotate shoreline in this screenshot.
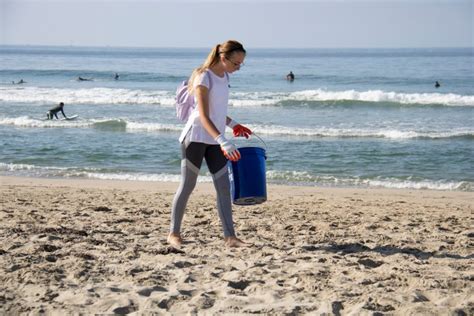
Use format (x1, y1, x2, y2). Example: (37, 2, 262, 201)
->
(2, 175, 473, 199)
(1, 175, 473, 314)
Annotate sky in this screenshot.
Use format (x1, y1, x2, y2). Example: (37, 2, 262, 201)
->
(1, 0, 472, 48)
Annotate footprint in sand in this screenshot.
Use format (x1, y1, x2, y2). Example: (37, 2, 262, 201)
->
(357, 258, 384, 269)
(137, 285, 167, 297)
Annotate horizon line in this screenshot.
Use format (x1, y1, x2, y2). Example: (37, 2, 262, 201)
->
(1, 44, 473, 50)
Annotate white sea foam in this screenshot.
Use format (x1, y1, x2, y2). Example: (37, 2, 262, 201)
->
(0, 116, 183, 132)
(1, 163, 470, 191)
(230, 89, 474, 107)
(0, 87, 176, 105)
(77, 172, 212, 183)
(125, 121, 183, 132)
(1, 116, 471, 139)
(1, 86, 473, 107)
(265, 170, 472, 191)
(250, 124, 474, 139)
(0, 163, 211, 182)
(0, 162, 70, 178)
(0, 116, 91, 128)
(0, 162, 45, 171)
(366, 179, 468, 191)
(291, 89, 474, 106)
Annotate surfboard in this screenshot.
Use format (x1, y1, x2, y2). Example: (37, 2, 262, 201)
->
(40, 114, 79, 121)
(62, 115, 78, 121)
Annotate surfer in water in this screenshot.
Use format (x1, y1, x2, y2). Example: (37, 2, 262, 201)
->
(77, 76, 93, 81)
(46, 102, 68, 120)
(12, 79, 26, 84)
(286, 71, 295, 81)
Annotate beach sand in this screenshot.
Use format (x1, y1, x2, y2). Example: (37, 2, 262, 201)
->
(1, 176, 472, 315)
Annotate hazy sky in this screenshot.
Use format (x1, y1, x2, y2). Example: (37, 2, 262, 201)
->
(1, 0, 472, 48)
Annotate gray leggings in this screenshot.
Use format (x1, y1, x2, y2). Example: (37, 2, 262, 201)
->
(170, 138, 235, 237)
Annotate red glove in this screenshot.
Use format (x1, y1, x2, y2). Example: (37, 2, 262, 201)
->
(233, 124, 252, 138)
(228, 119, 252, 139)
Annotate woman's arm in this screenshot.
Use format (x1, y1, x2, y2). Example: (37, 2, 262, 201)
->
(226, 116, 252, 139)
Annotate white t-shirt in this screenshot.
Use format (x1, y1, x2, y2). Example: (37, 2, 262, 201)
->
(179, 70, 229, 144)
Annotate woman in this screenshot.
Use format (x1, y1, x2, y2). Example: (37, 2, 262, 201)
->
(168, 40, 252, 248)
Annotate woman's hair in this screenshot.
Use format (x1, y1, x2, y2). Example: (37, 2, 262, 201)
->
(187, 40, 246, 93)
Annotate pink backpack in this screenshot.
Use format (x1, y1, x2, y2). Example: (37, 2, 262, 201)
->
(175, 71, 212, 122)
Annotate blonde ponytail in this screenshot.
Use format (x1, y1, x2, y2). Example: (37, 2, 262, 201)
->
(187, 40, 246, 93)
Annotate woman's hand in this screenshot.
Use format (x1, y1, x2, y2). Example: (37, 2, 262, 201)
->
(228, 119, 252, 138)
(233, 124, 252, 138)
(215, 134, 241, 161)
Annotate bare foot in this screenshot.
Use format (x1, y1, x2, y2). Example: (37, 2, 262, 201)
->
(225, 237, 250, 248)
(167, 233, 183, 247)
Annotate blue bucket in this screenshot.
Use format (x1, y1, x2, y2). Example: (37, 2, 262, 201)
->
(229, 146, 267, 205)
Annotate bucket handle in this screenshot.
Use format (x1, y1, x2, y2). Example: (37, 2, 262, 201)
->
(251, 132, 267, 151)
(233, 132, 267, 151)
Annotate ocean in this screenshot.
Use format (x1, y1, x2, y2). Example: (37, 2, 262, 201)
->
(1, 46, 473, 191)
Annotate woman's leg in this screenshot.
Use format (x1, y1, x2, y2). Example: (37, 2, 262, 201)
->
(169, 141, 206, 236)
(205, 145, 236, 238)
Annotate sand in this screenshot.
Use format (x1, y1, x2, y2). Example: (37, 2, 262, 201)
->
(0, 176, 473, 315)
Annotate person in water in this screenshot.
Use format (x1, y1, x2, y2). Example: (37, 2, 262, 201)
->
(114, 73, 120, 80)
(77, 76, 93, 81)
(168, 40, 252, 248)
(286, 71, 295, 81)
(435, 81, 441, 88)
(46, 102, 68, 120)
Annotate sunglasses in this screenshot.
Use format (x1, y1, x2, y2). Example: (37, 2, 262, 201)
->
(225, 56, 244, 67)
